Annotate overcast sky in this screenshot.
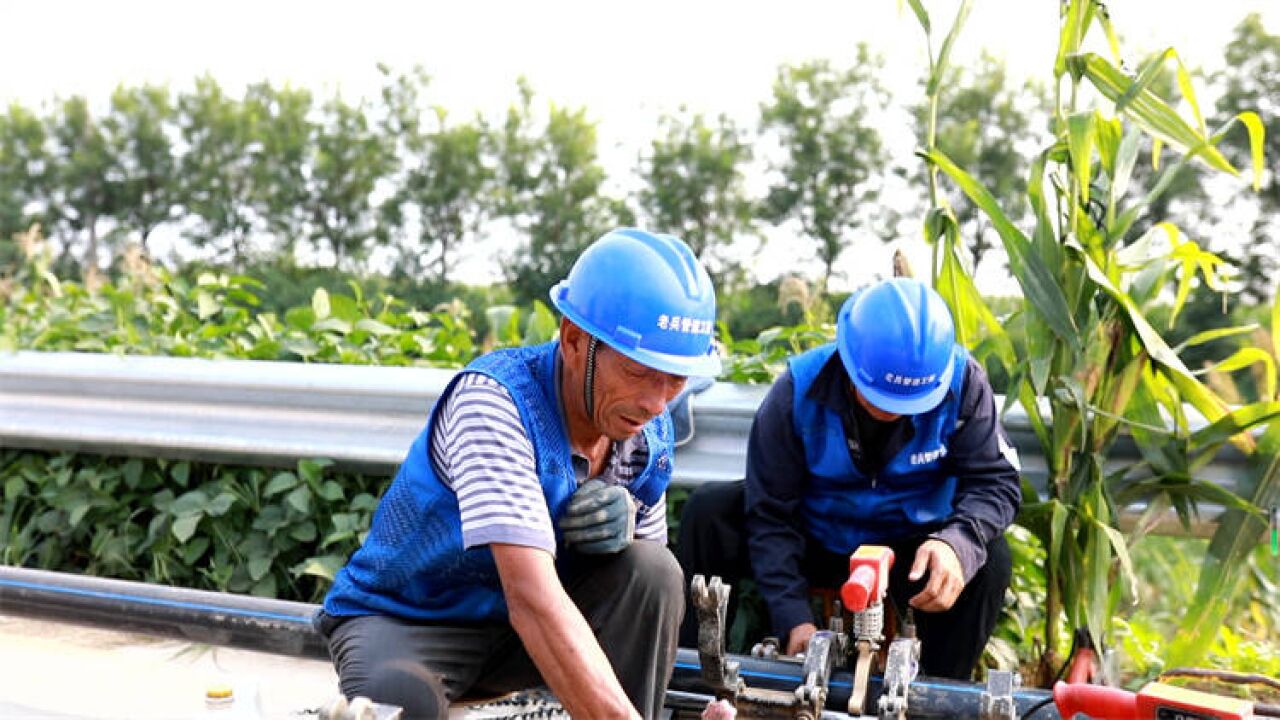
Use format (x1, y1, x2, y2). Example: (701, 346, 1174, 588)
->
(4, 1, 1277, 290)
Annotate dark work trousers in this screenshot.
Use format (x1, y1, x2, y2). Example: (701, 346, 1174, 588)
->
(675, 480, 1011, 680)
(316, 541, 684, 719)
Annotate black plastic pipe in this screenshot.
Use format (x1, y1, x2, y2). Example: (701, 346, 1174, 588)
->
(0, 565, 327, 659)
(1, 566, 1059, 717)
(669, 649, 1058, 718)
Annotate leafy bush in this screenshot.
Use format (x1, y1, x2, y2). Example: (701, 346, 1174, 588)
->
(1, 450, 382, 601)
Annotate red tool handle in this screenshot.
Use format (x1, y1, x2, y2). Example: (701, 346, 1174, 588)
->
(1053, 681, 1138, 719)
(841, 545, 894, 612)
(841, 565, 878, 612)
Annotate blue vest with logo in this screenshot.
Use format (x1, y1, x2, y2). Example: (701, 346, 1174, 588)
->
(789, 343, 968, 555)
(322, 341, 674, 623)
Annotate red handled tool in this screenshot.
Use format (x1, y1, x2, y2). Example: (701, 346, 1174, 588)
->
(841, 545, 895, 715)
(841, 545, 894, 612)
(1053, 680, 1256, 719)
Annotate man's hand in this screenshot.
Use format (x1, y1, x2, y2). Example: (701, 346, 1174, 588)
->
(908, 539, 965, 612)
(785, 622, 817, 656)
(560, 479, 636, 554)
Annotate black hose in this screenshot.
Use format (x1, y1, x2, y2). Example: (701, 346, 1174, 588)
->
(0, 565, 327, 659)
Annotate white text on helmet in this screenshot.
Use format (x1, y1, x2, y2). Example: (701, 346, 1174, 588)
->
(657, 315, 714, 336)
(909, 446, 948, 465)
(883, 373, 938, 387)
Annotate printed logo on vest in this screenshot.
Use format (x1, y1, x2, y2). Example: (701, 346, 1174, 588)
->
(909, 445, 948, 465)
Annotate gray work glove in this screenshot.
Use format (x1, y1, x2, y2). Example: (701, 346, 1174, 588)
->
(559, 479, 636, 555)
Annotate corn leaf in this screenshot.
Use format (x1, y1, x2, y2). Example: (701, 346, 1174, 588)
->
(1050, 499, 1069, 585)
(1273, 281, 1280, 363)
(1055, 0, 1089, 79)
(923, 147, 1080, 351)
(1085, 480, 1112, 646)
(1211, 111, 1267, 191)
(1170, 421, 1280, 666)
(904, 0, 930, 34)
(1098, 522, 1137, 603)
(927, 0, 973, 96)
(1069, 53, 1234, 174)
(1093, 112, 1122, 180)
(1173, 52, 1206, 136)
(1114, 49, 1176, 117)
(1093, 2, 1122, 64)
(1027, 147, 1065, 266)
(1199, 348, 1277, 402)
(1108, 153, 1197, 243)
(1174, 323, 1260, 353)
(935, 218, 1016, 370)
(1073, 243, 1234, 435)
(1067, 112, 1096, 205)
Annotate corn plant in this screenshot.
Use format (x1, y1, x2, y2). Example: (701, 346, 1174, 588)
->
(909, 0, 1277, 679)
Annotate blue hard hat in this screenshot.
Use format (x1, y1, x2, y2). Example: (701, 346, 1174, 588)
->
(836, 278, 957, 415)
(550, 228, 721, 377)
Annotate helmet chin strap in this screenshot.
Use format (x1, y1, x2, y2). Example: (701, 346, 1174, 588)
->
(584, 336, 600, 422)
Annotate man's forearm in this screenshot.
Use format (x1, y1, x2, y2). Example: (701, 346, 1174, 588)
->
(494, 544, 639, 719)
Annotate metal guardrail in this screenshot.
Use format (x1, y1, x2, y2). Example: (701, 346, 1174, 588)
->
(0, 351, 767, 486)
(0, 351, 1251, 526)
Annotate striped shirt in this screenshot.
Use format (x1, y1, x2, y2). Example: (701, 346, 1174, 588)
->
(429, 372, 668, 554)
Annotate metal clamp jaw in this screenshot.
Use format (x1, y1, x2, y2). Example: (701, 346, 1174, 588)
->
(691, 574, 840, 720)
(691, 574, 744, 700)
(979, 670, 1020, 720)
(876, 629, 920, 720)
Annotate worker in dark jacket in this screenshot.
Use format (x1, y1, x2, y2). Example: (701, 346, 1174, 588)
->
(677, 277, 1020, 680)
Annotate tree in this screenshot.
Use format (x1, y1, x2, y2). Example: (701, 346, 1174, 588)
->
(636, 110, 755, 287)
(46, 95, 117, 272)
(245, 82, 314, 256)
(177, 76, 260, 264)
(303, 94, 396, 268)
(103, 84, 180, 253)
(0, 103, 49, 267)
(379, 67, 492, 285)
(1214, 13, 1280, 305)
(914, 52, 1049, 272)
(493, 79, 625, 304)
(760, 51, 889, 290)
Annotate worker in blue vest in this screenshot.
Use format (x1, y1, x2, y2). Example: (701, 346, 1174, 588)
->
(676, 277, 1020, 680)
(318, 228, 721, 719)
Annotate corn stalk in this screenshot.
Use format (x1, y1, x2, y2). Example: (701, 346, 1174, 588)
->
(910, 0, 1273, 680)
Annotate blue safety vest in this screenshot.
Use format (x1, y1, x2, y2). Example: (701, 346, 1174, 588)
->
(789, 343, 967, 555)
(322, 341, 674, 623)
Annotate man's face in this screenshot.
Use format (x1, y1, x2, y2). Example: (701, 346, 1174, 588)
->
(853, 384, 903, 423)
(592, 343, 687, 440)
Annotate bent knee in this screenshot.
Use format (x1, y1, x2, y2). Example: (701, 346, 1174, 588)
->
(622, 541, 686, 600)
(360, 659, 448, 720)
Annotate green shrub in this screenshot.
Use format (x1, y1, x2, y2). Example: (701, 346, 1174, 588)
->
(1, 450, 384, 602)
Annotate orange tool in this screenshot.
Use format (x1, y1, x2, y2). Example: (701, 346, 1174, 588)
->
(1053, 680, 1256, 720)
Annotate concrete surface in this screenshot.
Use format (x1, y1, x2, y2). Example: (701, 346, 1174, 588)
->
(0, 613, 339, 719)
(0, 614, 569, 719)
